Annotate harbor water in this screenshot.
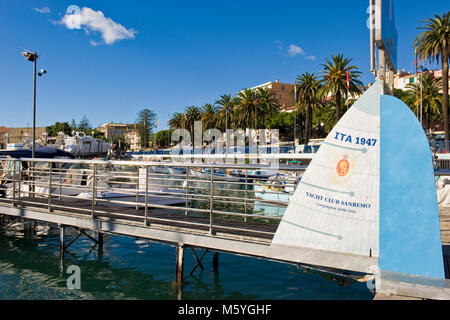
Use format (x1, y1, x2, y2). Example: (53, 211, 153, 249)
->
(0, 224, 374, 300)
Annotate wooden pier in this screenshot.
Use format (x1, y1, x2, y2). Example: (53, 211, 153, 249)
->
(373, 207, 450, 300)
(2, 195, 450, 299)
(0, 195, 279, 284)
(439, 207, 450, 279)
(1, 157, 450, 299)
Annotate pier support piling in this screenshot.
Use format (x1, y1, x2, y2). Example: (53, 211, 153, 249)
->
(23, 219, 35, 238)
(59, 225, 65, 257)
(213, 252, 219, 272)
(59, 225, 65, 272)
(98, 232, 103, 247)
(187, 248, 209, 276)
(175, 243, 185, 284)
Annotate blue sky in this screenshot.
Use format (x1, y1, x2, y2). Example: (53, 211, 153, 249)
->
(0, 0, 448, 130)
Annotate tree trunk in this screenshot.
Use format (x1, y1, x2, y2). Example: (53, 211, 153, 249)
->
(336, 90, 342, 122)
(442, 52, 449, 152)
(304, 104, 311, 145)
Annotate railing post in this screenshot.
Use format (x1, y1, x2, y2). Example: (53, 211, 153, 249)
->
(91, 163, 97, 219)
(144, 166, 149, 226)
(30, 161, 35, 199)
(209, 168, 213, 235)
(135, 166, 139, 210)
(58, 162, 62, 201)
(18, 160, 21, 201)
(244, 170, 248, 223)
(48, 161, 52, 212)
(12, 160, 16, 207)
(185, 167, 189, 216)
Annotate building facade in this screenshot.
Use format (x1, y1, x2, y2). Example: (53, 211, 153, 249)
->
(395, 68, 450, 91)
(124, 130, 140, 150)
(248, 79, 295, 112)
(96, 122, 136, 141)
(0, 126, 47, 149)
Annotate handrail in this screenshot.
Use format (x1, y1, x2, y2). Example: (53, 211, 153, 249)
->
(17, 157, 306, 171)
(0, 158, 296, 238)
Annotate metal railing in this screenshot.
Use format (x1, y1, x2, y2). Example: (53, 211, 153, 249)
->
(430, 140, 450, 154)
(0, 158, 304, 238)
(130, 145, 321, 156)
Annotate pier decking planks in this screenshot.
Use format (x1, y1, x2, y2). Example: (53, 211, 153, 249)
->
(3, 196, 450, 299)
(439, 207, 450, 278)
(0, 197, 278, 242)
(2, 197, 450, 266)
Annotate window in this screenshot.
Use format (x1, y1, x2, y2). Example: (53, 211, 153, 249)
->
(409, 77, 415, 84)
(281, 85, 285, 91)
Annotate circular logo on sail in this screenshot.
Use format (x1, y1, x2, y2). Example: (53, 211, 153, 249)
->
(336, 158, 350, 177)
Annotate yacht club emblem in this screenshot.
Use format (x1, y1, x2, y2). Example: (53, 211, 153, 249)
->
(336, 156, 350, 177)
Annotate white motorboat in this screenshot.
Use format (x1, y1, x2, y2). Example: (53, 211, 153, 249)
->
(76, 167, 187, 207)
(5, 162, 90, 199)
(61, 132, 112, 157)
(253, 172, 302, 216)
(0, 147, 81, 199)
(75, 187, 186, 207)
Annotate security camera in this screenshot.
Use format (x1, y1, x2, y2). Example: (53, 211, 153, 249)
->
(38, 69, 47, 77)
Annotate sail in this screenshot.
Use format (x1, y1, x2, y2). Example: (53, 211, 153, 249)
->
(267, 80, 445, 278)
(267, 82, 381, 272)
(379, 95, 444, 278)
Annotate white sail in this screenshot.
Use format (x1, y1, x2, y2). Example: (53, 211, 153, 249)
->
(267, 82, 381, 272)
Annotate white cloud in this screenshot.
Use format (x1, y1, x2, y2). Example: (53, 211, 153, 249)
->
(287, 44, 305, 57)
(34, 7, 51, 14)
(58, 7, 136, 46)
(305, 55, 317, 61)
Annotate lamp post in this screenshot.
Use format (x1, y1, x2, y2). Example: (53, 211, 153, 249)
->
(294, 80, 297, 150)
(417, 65, 424, 127)
(21, 51, 47, 158)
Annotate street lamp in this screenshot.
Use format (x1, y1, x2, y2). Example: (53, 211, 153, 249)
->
(21, 50, 47, 158)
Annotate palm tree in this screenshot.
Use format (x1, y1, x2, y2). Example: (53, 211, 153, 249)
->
(215, 94, 237, 132)
(313, 101, 336, 134)
(255, 87, 280, 127)
(201, 103, 218, 130)
(414, 12, 450, 150)
(319, 54, 363, 122)
(406, 73, 443, 130)
(235, 89, 258, 129)
(169, 112, 186, 129)
(235, 88, 280, 130)
(185, 106, 202, 142)
(294, 72, 322, 145)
